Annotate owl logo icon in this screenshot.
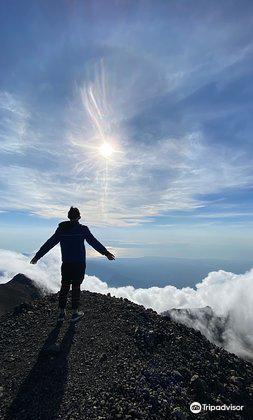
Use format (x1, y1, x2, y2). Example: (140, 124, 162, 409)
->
(190, 402, 202, 413)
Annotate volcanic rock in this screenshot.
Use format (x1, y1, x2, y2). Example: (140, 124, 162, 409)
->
(0, 291, 252, 420)
(0, 274, 44, 316)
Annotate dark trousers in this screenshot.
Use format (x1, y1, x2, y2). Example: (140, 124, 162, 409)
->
(59, 262, 86, 310)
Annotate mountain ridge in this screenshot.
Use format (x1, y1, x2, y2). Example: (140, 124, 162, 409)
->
(0, 290, 252, 419)
(161, 306, 253, 363)
(0, 274, 43, 316)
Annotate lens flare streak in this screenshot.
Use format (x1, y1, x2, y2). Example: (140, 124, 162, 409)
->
(78, 61, 120, 221)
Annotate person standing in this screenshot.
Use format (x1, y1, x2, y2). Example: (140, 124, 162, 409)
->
(30, 207, 115, 322)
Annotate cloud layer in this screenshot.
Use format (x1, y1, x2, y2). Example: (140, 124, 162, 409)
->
(0, 248, 252, 360)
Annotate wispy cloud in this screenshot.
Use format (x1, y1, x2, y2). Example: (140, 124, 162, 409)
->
(1, 2, 253, 226)
(0, 83, 252, 226)
(0, 92, 29, 154)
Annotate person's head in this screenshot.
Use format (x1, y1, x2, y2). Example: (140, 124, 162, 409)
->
(68, 206, 81, 221)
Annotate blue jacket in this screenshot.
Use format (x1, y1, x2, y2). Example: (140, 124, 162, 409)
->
(35, 221, 109, 263)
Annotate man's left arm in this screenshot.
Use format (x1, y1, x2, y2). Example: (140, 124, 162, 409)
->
(85, 227, 115, 260)
(30, 229, 60, 264)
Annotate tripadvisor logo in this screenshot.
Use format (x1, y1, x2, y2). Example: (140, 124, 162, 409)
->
(190, 402, 244, 413)
(190, 402, 201, 413)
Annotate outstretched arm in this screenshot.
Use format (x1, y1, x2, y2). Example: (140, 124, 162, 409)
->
(85, 228, 115, 260)
(30, 230, 60, 264)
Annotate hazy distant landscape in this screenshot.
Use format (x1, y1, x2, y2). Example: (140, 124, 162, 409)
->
(87, 256, 253, 288)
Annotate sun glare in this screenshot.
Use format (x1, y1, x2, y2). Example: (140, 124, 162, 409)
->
(99, 142, 114, 158)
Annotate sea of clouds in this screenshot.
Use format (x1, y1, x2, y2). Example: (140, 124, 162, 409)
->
(0, 248, 252, 360)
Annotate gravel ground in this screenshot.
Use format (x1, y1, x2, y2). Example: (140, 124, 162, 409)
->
(0, 290, 252, 420)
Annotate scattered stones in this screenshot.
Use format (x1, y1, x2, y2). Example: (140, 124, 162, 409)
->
(134, 327, 165, 352)
(230, 375, 244, 385)
(6, 355, 15, 362)
(172, 407, 188, 420)
(190, 374, 207, 395)
(171, 370, 184, 382)
(99, 353, 107, 363)
(0, 289, 252, 420)
(12, 302, 32, 315)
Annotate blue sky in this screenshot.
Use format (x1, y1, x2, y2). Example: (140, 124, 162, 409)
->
(1, 0, 253, 259)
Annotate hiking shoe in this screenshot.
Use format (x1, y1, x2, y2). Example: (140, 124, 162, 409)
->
(70, 310, 84, 323)
(57, 310, 66, 323)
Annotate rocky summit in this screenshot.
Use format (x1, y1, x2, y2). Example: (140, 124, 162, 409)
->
(0, 291, 252, 420)
(0, 274, 43, 316)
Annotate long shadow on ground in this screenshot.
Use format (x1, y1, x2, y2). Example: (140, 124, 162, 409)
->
(6, 323, 76, 420)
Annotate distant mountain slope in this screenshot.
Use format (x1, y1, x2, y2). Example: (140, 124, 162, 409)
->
(0, 274, 43, 316)
(161, 306, 253, 363)
(0, 292, 252, 419)
(162, 306, 228, 343)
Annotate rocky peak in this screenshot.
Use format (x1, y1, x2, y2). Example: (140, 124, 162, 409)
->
(0, 291, 252, 419)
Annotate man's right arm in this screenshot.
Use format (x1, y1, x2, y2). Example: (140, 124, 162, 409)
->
(30, 229, 60, 263)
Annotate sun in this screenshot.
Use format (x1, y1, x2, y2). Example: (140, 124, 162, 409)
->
(99, 142, 114, 158)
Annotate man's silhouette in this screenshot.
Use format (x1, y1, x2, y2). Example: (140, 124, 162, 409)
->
(30, 207, 115, 322)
